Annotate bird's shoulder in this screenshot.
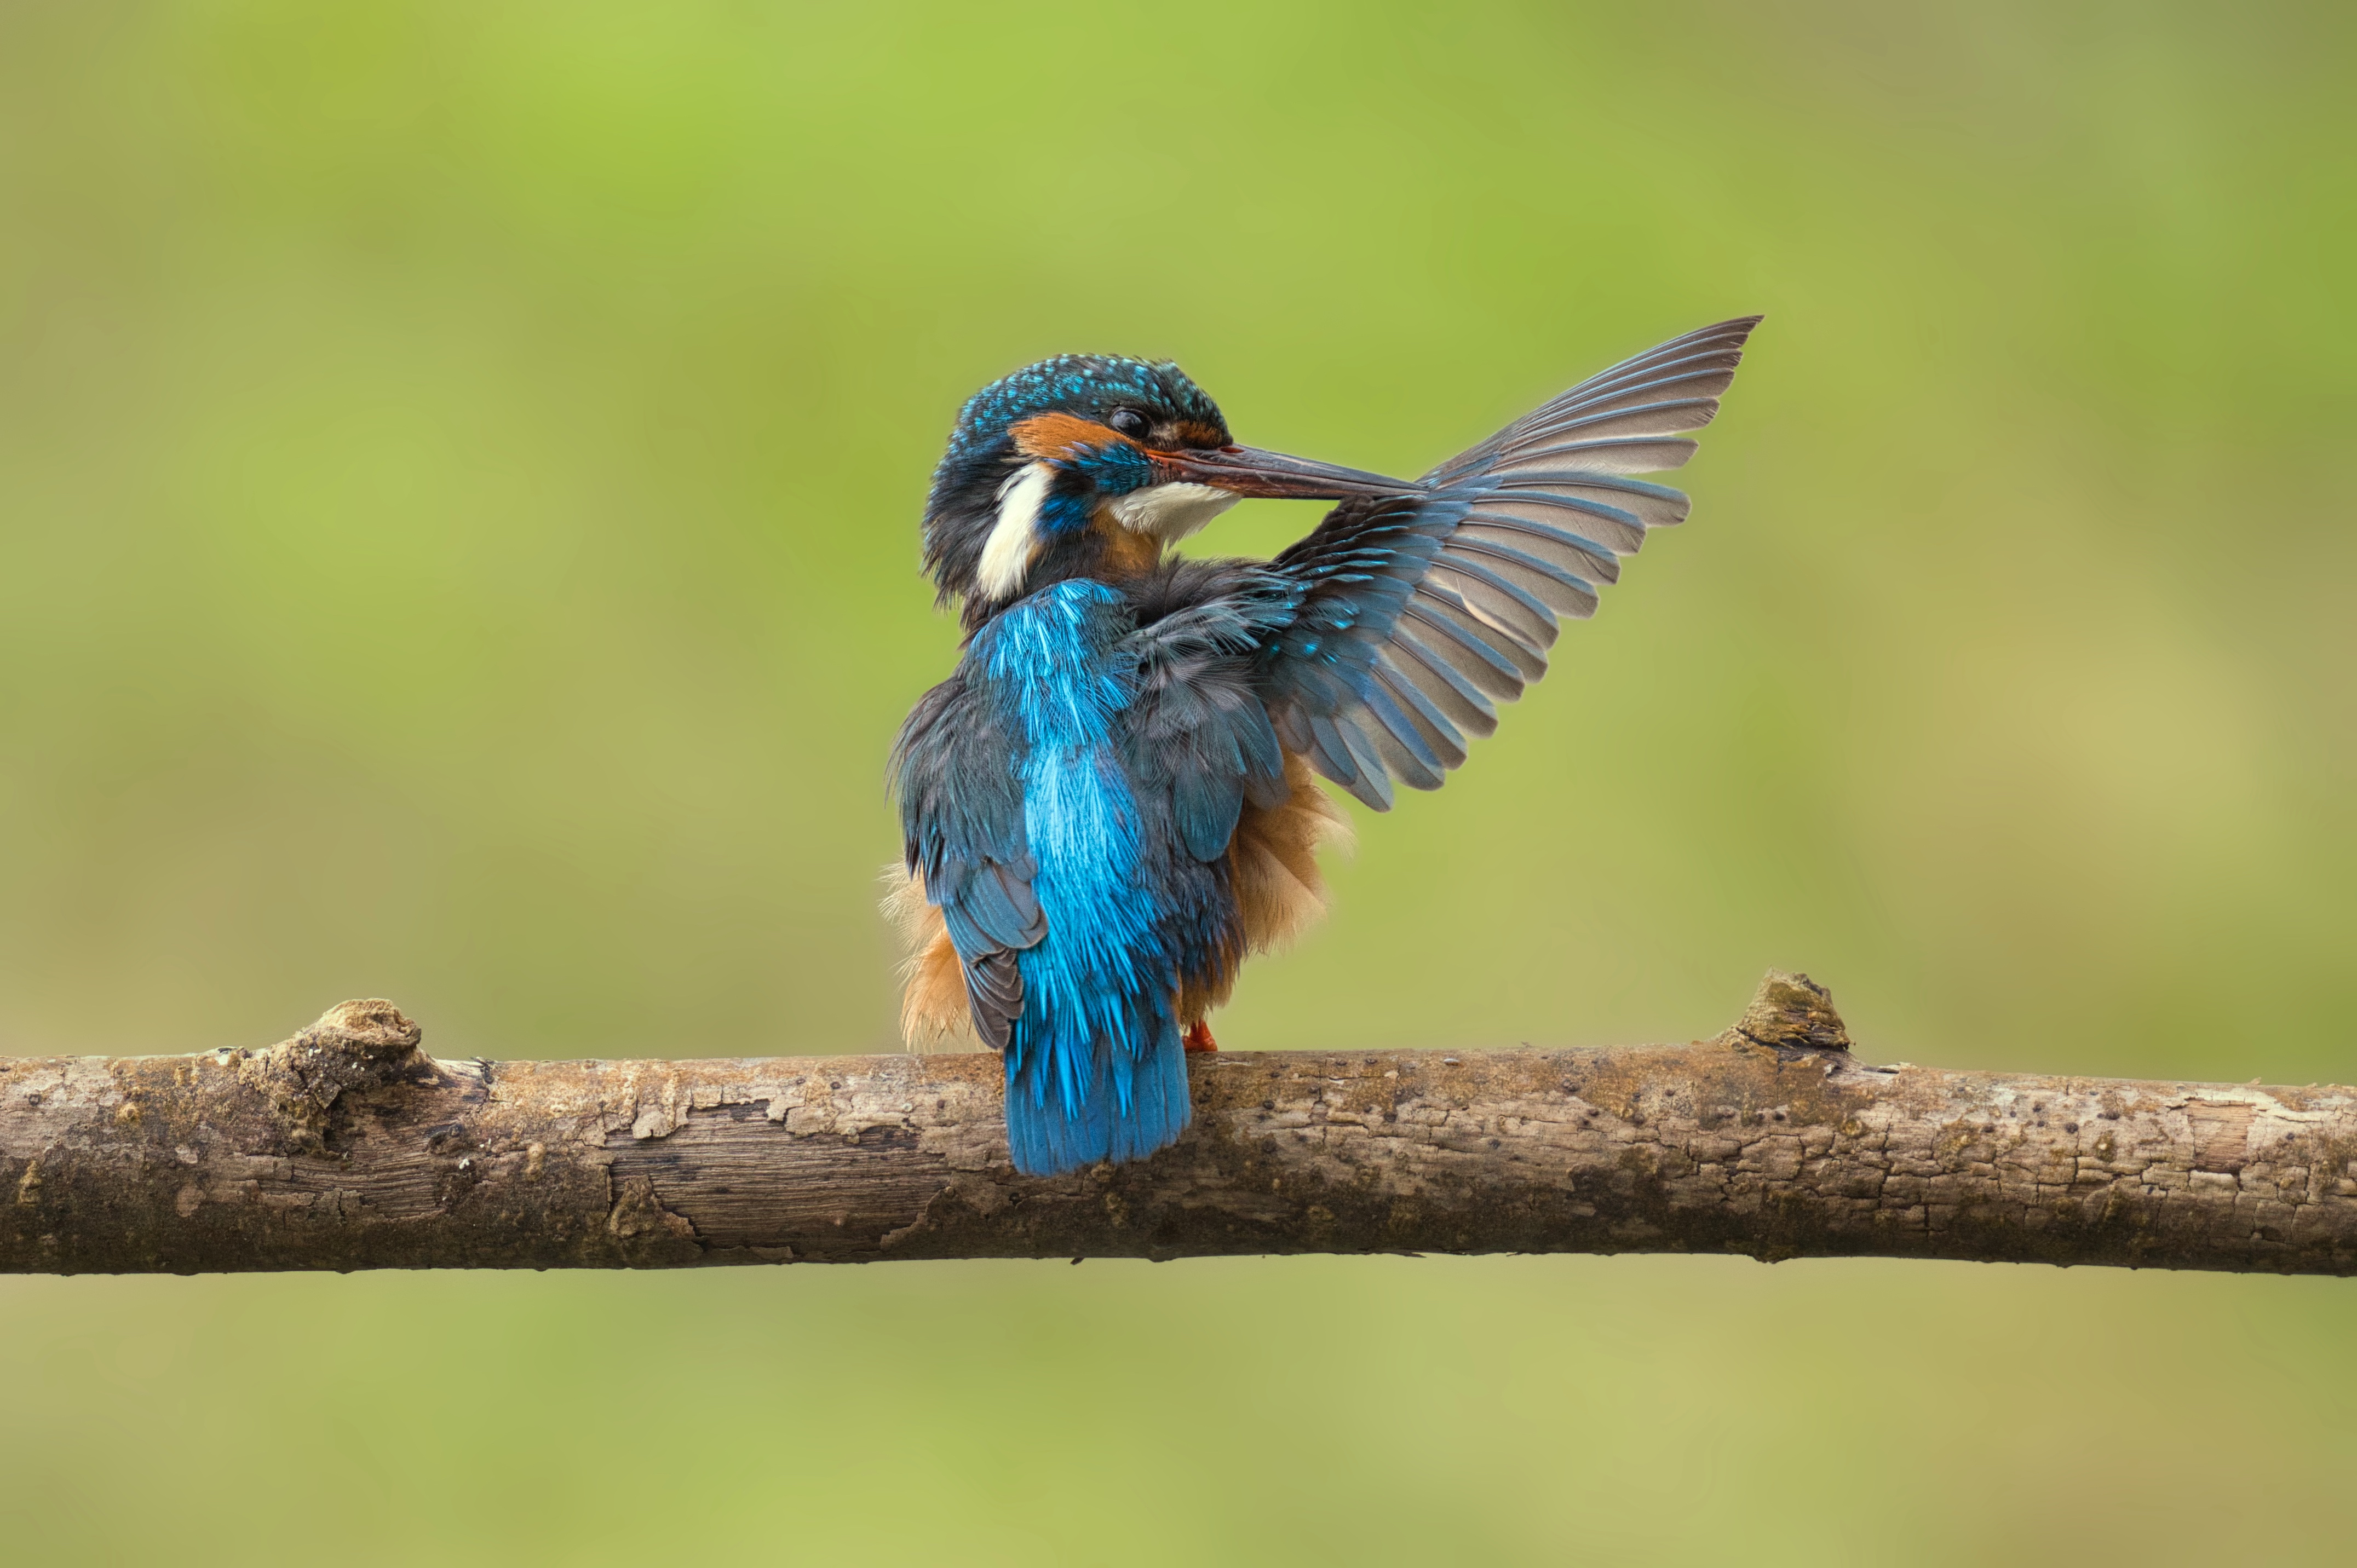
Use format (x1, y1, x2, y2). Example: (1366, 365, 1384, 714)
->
(1122, 556, 1269, 624)
(1116, 556, 1302, 661)
(892, 666, 1025, 856)
(893, 666, 990, 766)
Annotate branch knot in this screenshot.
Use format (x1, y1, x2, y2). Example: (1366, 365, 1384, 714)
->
(294, 1000, 422, 1060)
(255, 1000, 428, 1155)
(1733, 971, 1852, 1055)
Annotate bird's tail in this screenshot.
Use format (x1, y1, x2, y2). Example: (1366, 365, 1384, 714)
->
(1004, 1011, 1191, 1177)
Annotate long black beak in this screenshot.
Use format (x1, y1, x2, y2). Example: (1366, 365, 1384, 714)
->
(1156, 445, 1418, 500)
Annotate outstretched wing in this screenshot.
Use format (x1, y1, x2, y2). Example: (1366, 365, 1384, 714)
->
(893, 673, 1045, 1048)
(1254, 316, 1760, 809)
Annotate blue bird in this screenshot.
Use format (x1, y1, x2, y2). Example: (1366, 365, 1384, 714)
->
(889, 319, 1760, 1176)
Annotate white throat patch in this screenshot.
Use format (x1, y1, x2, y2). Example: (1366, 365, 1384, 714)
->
(976, 462, 1053, 601)
(1107, 482, 1240, 543)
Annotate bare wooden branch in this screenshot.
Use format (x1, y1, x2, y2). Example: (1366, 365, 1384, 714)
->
(4, 973, 2353, 1275)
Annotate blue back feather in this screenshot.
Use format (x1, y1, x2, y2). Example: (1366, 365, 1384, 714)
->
(975, 582, 1192, 1174)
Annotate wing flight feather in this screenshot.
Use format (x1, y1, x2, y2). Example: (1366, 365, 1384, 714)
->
(1254, 316, 1760, 809)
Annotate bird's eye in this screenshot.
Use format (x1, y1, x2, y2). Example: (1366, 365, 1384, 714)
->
(1108, 408, 1149, 439)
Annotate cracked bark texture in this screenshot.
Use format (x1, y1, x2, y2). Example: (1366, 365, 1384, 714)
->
(5, 973, 2355, 1275)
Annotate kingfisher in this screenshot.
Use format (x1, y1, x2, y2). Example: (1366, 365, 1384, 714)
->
(889, 318, 1760, 1176)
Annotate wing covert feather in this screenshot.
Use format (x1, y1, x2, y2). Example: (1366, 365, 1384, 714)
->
(1119, 597, 1292, 866)
(890, 673, 1041, 1047)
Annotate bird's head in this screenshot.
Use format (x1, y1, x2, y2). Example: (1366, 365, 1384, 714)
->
(922, 353, 1410, 625)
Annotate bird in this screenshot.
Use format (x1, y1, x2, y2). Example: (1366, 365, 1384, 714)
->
(888, 317, 1760, 1177)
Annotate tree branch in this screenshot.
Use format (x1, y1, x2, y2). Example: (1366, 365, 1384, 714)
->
(4, 973, 2352, 1275)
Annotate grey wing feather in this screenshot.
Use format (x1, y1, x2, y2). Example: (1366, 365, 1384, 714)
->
(891, 673, 1042, 1048)
(1256, 316, 1760, 809)
(1120, 595, 1291, 863)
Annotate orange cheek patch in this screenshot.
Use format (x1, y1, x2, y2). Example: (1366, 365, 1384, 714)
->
(1172, 420, 1228, 451)
(1011, 412, 1124, 460)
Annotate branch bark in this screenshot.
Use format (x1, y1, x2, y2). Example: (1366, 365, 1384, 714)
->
(5, 973, 2353, 1275)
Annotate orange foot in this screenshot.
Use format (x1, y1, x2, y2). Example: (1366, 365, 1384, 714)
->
(1182, 1021, 1219, 1054)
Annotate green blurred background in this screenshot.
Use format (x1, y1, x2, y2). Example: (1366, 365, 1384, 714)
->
(2, 1, 2351, 1562)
